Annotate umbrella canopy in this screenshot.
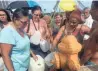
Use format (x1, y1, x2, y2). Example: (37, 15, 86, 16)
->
(7, 1, 39, 10)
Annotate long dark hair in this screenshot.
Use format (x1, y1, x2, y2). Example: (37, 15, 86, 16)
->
(31, 6, 42, 13)
(12, 8, 29, 21)
(0, 8, 11, 22)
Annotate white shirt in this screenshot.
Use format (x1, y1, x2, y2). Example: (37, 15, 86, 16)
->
(84, 15, 93, 29)
(84, 15, 93, 40)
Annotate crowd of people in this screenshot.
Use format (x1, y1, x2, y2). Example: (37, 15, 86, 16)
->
(0, 1, 98, 71)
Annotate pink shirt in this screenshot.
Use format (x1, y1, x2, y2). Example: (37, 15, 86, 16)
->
(24, 19, 47, 36)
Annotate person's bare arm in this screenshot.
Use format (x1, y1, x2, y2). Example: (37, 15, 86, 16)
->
(44, 20, 49, 39)
(30, 50, 38, 61)
(81, 37, 96, 65)
(80, 48, 92, 65)
(53, 26, 65, 48)
(0, 48, 1, 56)
(77, 24, 90, 34)
(49, 28, 53, 43)
(82, 25, 91, 34)
(0, 43, 14, 71)
(0, 48, 1, 54)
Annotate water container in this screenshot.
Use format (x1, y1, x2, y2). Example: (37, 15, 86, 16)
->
(40, 40, 50, 52)
(30, 31, 41, 45)
(44, 52, 54, 67)
(28, 55, 45, 71)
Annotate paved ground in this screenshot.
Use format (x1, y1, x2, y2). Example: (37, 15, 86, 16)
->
(78, 65, 98, 71)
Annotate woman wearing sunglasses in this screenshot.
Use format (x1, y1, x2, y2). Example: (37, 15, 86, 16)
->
(0, 8, 32, 71)
(25, 6, 49, 58)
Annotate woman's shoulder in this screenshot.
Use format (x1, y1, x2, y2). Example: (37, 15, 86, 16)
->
(76, 24, 82, 28)
(39, 19, 46, 24)
(40, 19, 46, 22)
(0, 26, 13, 38)
(40, 19, 47, 29)
(60, 25, 65, 31)
(1, 22, 14, 33)
(76, 24, 84, 30)
(77, 24, 90, 29)
(1, 25, 10, 32)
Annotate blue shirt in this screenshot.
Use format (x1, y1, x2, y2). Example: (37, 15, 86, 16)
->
(0, 25, 30, 71)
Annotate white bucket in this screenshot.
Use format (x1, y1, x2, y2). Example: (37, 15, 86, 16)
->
(40, 40, 50, 52)
(30, 31, 41, 45)
(44, 52, 54, 67)
(28, 55, 45, 71)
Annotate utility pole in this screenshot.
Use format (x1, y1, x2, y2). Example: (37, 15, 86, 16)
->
(51, 0, 60, 18)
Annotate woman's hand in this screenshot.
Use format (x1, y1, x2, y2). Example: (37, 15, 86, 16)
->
(30, 50, 38, 61)
(53, 26, 65, 48)
(82, 25, 91, 33)
(32, 55, 38, 61)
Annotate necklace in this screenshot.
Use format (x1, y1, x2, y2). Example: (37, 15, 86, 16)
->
(66, 24, 77, 35)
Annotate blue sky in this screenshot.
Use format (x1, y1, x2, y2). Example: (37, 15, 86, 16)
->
(1, 0, 93, 13)
(31, 0, 93, 13)
(32, 0, 57, 13)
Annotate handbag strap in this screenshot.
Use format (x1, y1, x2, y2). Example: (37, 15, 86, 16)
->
(27, 20, 30, 33)
(32, 19, 39, 31)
